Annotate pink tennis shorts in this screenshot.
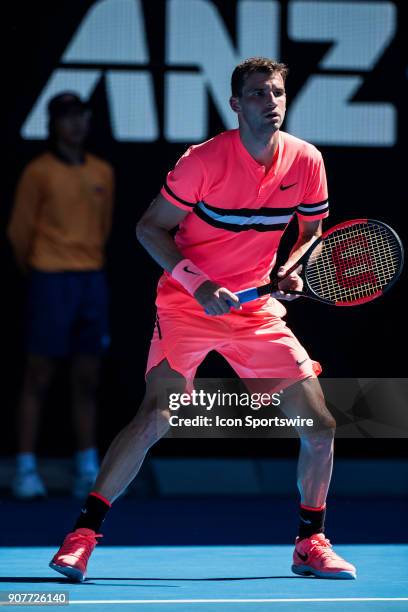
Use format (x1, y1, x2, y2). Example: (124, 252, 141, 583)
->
(145, 278, 321, 390)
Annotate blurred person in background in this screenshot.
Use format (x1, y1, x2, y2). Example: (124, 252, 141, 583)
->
(7, 92, 114, 499)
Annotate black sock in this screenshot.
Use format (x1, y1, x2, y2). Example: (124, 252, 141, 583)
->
(74, 493, 111, 533)
(298, 503, 326, 539)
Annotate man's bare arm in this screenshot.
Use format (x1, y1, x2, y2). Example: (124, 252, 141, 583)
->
(136, 194, 189, 271)
(275, 218, 322, 300)
(285, 218, 322, 270)
(136, 194, 239, 314)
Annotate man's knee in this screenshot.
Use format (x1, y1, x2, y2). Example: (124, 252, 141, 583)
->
(308, 407, 336, 435)
(319, 414, 336, 433)
(145, 360, 185, 417)
(301, 412, 336, 442)
(300, 414, 336, 454)
(24, 355, 55, 397)
(126, 359, 185, 445)
(128, 394, 172, 445)
(286, 378, 336, 436)
(71, 357, 101, 398)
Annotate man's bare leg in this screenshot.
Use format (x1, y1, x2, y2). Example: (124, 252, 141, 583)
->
(71, 354, 102, 497)
(71, 355, 101, 451)
(49, 358, 186, 580)
(281, 378, 356, 578)
(279, 377, 335, 506)
(12, 354, 56, 498)
(17, 354, 57, 453)
(94, 359, 185, 502)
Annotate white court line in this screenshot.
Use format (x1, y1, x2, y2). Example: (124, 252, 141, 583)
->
(65, 598, 408, 605)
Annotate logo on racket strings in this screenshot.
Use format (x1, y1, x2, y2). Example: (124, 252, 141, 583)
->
(331, 235, 377, 289)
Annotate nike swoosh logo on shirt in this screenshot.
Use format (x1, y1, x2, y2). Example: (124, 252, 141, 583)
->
(183, 266, 199, 275)
(296, 358, 308, 367)
(280, 182, 297, 191)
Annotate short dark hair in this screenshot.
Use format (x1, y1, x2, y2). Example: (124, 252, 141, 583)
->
(231, 57, 288, 97)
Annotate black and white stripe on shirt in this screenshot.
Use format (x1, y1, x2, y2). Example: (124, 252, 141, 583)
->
(296, 200, 329, 217)
(193, 200, 328, 232)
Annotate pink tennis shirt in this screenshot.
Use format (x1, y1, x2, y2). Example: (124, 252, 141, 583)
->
(160, 129, 329, 293)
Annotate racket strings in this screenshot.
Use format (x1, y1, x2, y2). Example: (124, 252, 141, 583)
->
(309, 239, 396, 301)
(308, 228, 398, 301)
(305, 224, 401, 303)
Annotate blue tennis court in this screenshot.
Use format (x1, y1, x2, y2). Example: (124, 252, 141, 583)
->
(1, 495, 407, 611)
(2, 544, 408, 611)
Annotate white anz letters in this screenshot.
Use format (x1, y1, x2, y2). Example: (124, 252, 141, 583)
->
(165, 0, 280, 140)
(22, 0, 157, 141)
(21, 0, 397, 146)
(287, 1, 396, 146)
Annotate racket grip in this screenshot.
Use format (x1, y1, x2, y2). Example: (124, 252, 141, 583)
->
(205, 287, 260, 314)
(228, 287, 260, 305)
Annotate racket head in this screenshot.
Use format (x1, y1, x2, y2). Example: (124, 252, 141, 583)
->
(302, 219, 404, 306)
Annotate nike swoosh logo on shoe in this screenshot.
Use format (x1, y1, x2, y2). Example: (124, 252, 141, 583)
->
(297, 551, 308, 562)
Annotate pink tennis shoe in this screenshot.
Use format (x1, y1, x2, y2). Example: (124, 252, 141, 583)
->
(49, 528, 101, 582)
(292, 533, 357, 579)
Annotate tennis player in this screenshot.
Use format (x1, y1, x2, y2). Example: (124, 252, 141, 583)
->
(50, 58, 356, 580)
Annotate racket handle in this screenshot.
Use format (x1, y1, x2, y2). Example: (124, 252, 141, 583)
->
(205, 287, 260, 314)
(205, 285, 273, 313)
(229, 287, 260, 305)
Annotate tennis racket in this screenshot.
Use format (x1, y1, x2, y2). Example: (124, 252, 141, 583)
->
(233, 219, 404, 306)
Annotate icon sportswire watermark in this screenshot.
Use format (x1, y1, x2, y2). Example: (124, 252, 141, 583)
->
(156, 378, 408, 439)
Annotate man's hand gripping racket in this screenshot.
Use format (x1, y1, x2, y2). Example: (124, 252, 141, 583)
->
(231, 219, 404, 307)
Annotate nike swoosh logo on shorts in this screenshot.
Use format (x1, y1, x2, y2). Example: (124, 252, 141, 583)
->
(280, 182, 297, 191)
(183, 266, 198, 275)
(296, 358, 308, 367)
